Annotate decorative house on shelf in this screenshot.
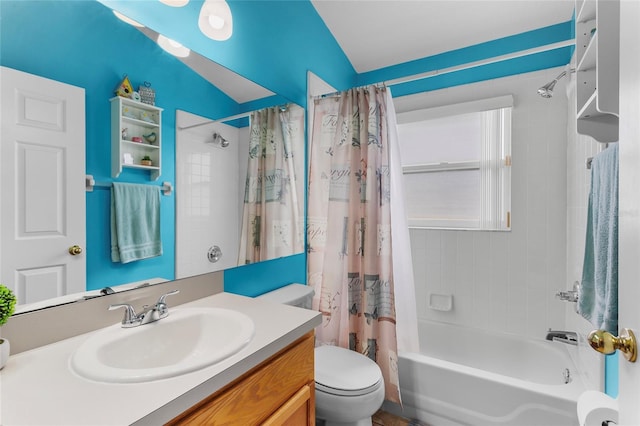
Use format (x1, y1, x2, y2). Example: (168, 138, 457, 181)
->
(114, 75, 134, 99)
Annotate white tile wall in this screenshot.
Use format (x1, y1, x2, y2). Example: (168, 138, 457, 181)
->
(394, 68, 569, 340)
(175, 111, 246, 278)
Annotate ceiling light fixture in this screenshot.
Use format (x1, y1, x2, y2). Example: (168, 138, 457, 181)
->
(198, 0, 233, 41)
(112, 10, 144, 27)
(157, 35, 191, 58)
(208, 14, 225, 30)
(158, 0, 189, 7)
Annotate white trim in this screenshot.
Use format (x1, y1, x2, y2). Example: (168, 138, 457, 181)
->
(402, 161, 480, 174)
(408, 218, 480, 229)
(408, 224, 512, 232)
(397, 95, 514, 124)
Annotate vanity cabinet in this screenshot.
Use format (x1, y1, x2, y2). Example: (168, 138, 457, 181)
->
(111, 96, 163, 180)
(167, 331, 315, 425)
(574, 0, 619, 143)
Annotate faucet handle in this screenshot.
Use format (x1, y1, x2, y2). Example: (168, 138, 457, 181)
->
(109, 303, 139, 327)
(157, 290, 179, 305)
(155, 290, 180, 317)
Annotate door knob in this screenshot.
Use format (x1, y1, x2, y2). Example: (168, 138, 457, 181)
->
(588, 328, 637, 362)
(68, 245, 83, 256)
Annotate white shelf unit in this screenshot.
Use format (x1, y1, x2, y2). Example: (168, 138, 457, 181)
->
(574, 0, 619, 143)
(110, 96, 163, 180)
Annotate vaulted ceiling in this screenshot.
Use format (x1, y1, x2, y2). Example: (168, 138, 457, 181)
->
(104, 0, 576, 106)
(311, 0, 575, 73)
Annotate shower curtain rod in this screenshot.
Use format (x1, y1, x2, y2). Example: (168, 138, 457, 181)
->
(178, 104, 291, 131)
(314, 38, 574, 100)
(313, 82, 386, 99)
(380, 39, 575, 88)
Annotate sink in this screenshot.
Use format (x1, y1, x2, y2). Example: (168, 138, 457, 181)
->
(70, 307, 254, 383)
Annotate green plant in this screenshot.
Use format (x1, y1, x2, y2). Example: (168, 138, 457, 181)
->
(142, 155, 151, 161)
(0, 285, 16, 326)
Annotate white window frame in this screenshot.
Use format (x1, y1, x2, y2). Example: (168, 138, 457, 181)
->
(397, 95, 512, 231)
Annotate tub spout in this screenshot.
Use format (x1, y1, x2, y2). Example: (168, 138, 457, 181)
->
(546, 330, 578, 345)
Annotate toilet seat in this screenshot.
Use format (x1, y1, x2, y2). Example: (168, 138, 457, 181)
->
(314, 345, 383, 397)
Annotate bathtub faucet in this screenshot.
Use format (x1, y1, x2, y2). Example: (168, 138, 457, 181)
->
(546, 329, 578, 346)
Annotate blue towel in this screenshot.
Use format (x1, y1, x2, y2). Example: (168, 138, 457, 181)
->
(110, 182, 162, 264)
(579, 144, 618, 334)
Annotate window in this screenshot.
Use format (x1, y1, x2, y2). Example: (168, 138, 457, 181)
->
(397, 96, 512, 230)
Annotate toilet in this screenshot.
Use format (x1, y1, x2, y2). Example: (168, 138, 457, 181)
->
(258, 284, 385, 426)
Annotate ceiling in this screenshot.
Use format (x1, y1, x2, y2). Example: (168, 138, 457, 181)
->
(137, 0, 576, 104)
(310, 0, 576, 73)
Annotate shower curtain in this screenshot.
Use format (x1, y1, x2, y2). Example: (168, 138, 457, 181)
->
(307, 86, 416, 404)
(238, 104, 305, 264)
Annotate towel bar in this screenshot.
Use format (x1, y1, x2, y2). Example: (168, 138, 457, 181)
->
(85, 174, 172, 196)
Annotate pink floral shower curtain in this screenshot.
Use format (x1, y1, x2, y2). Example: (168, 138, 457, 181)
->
(307, 86, 400, 403)
(239, 104, 305, 264)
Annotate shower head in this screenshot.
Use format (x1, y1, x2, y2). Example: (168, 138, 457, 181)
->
(537, 68, 573, 98)
(537, 80, 557, 98)
(209, 132, 229, 148)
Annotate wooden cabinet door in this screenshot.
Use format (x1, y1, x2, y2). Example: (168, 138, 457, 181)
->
(168, 332, 314, 425)
(263, 383, 314, 426)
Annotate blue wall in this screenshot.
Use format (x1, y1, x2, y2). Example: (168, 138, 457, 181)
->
(1, 0, 241, 290)
(100, 0, 358, 106)
(1, 0, 346, 299)
(606, 353, 619, 397)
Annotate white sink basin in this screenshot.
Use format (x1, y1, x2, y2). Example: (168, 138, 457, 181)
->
(70, 307, 254, 383)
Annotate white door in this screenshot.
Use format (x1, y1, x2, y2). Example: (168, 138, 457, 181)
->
(0, 67, 86, 306)
(617, 1, 640, 423)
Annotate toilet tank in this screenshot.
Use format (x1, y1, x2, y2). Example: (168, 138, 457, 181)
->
(257, 283, 314, 309)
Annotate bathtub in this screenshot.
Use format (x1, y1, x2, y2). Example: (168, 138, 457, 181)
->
(383, 320, 587, 426)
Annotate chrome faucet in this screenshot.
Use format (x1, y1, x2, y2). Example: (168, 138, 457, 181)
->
(556, 289, 579, 302)
(555, 281, 580, 303)
(109, 290, 180, 328)
(546, 329, 578, 345)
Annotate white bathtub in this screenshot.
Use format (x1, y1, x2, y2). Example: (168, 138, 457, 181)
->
(383, 320, 587, 426)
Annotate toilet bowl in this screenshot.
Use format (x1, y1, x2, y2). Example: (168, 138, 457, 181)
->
(258, 284, 385, 426)
(315, 345, 385, 426)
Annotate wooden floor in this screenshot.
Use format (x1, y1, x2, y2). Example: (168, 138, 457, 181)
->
(316, 409, 428, 426)
(372, 409, 428, 426)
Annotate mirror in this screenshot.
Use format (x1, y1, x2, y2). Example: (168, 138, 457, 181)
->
(174, 103, 305, 279)
(0, 0, 304, 313)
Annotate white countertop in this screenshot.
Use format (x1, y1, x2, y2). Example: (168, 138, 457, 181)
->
(1, 292, 321, 425)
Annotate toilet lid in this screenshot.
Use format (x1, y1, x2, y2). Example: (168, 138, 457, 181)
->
(314, 345, 383, 397)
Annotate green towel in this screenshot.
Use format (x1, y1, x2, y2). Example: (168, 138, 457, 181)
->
(579, 144, 618, 334)
(110, 182, 162, 263)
